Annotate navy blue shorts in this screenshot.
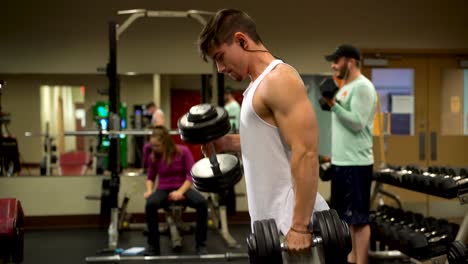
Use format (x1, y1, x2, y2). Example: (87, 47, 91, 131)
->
(330, 164, 373, 225)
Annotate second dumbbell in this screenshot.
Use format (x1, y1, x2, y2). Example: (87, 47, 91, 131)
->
(246, 209, 351, 264)
(178, 104, 242, 193)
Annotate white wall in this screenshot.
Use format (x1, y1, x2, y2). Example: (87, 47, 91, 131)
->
(0, 176, 144, 216)
(2, 175, 466, 220)
(1, 0, 467, 74)
(0, 174, 332, 216)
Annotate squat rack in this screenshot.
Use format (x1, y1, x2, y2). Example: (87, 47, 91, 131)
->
(103, 8, 216, 220)
(83, 9, 249, 262)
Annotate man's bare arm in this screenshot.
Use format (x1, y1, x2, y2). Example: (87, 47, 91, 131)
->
(202, 134, 240, 157)
(263, 66, 319, 230)
(222, 134, 241, 152)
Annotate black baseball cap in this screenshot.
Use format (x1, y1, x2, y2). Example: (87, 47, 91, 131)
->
(325, 44, 361, 62)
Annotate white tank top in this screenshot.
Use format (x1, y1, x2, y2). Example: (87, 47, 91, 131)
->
(240, 59, 329, 234)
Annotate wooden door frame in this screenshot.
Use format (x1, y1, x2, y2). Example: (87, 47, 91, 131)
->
(365, 58, 429, 167)
(361, 49, 468, 163)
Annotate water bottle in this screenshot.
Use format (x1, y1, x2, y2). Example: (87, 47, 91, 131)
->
(108, 207, 119, 249)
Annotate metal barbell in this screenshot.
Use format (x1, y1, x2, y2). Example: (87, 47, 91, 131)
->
(85, 252, 249, 263)
(25, 129, 180, 137)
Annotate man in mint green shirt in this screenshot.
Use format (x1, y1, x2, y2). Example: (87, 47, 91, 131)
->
(224, 87, 241, 132)
(323, 44, 377, 264)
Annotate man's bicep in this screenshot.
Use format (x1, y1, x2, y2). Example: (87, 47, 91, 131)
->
(271, 88, 317, 149)
(264, 67, 317, 149)
(287, 100, 317, 148)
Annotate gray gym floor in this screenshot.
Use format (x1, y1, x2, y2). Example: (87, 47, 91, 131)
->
(23, 225, 251, 264)
(22, 225, 412, 264)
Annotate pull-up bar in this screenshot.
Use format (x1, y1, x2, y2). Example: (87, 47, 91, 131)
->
(116, 9, 214, 39)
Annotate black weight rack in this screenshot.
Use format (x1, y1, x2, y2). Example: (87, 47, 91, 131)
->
(370, 165, 468, 264)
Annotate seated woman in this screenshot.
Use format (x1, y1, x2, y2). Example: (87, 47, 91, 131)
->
(143, 126, 208, 255)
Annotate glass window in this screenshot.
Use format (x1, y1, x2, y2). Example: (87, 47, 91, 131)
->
(372, 68, 415, 135)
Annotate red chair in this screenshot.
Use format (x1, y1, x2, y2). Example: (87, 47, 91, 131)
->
(0, 198, 24, 263)
(58, 151, 90, 176)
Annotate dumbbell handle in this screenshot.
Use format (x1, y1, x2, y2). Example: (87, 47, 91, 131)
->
(206, 143, 222, 177)
(280, 236, 323, 251)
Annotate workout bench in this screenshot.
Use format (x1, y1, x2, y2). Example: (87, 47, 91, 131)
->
(159, 200, 193, 251)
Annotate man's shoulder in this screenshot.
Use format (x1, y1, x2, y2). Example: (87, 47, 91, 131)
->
(351, 75, 376, 94)
(356, 75, 374, 87)
(264, 63, 304, 92)
(270, 63, 301, 81)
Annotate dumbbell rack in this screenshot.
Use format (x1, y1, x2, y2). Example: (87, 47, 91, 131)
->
(373, 167, 468, 199)
(370, 205, 461, 264)
(370, 166, 468, 264)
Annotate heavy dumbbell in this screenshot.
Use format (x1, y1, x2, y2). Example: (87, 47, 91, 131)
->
(372, 206, 460, 256)
(318, 77, 339, 111)
(428, 166, 441, 174)
(414, 167, 468, 197)
(377, 167, 412, 186)
(394, 166, 446, 196)
(375, 165, 458, 197)
(435, 167, 468, 192)
(370, 208, 442, 255)
(374, 167, 394, 183)
(246, 209, 351, 264)
(406, 165, 422, 174)
(178, 104, 242, 193)
(403, 165, 422, 184)
(376, 166, 420, 186)
(319, 162, 333, 182)
(448, 241, 468, 264)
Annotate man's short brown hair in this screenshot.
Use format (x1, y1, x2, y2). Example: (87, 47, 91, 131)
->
(198, 9, 263, 61)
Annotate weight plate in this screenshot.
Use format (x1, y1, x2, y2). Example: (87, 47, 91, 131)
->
(267, 219, 282, 259)
(261, 220, 274, 258)
(192, 169, 242, 193)
(329, 209, 351, 255)
(178, 105, 230, 144)
(191, 154, 239, 179)
(253, 221, 268, 257)
(313, 211, 331, 260)
(246, 233, 258, 264)
(191, 154, 241, 193)
(321, 210, 338, 264)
